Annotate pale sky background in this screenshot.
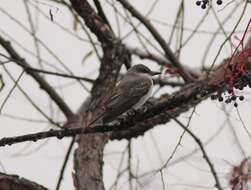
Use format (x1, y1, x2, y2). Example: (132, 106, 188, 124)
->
(0, 0, 251, 189)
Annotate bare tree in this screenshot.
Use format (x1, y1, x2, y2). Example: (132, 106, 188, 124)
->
(0, 0, 251, 190)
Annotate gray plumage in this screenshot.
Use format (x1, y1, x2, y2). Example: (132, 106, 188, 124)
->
(102, 64, 160, 123)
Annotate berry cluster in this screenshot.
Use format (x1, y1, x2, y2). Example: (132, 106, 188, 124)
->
(210, 63, 251, 107)
(211, 90, 245, 108)
(211, 19, 251, 107)
(210, 66, 251, 107)
(196, 0, 223, 9)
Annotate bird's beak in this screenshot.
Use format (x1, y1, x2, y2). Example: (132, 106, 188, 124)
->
(150, 71, 161, 76)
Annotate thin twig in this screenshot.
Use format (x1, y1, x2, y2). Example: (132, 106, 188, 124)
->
(116, 0, 193, 82)
(23, 0, 43, 68)
(55, 138, 75, 190)
(236, 107, 251, 140)
(160, 170, 166, 190)
(0, 35, 74, 119)
(168, 114, 223, 190)
(161, 107, 196, 169)
(208, 1, 248, 73)
(0, 70, 25, 113)
(2, 65, 60, 126)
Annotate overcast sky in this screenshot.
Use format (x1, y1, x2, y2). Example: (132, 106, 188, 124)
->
(0, 0, 251, 189)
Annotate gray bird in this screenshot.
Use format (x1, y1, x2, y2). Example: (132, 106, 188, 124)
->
(102, 64, 160, 123)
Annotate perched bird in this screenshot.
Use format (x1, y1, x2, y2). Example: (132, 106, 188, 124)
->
(102, 64, 160, 123)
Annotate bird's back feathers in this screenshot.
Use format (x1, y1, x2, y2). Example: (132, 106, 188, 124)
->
(102, 73, 152, 123)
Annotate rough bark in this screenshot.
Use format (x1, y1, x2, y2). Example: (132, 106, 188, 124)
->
(0, 172, 48, 190)
(70, 1, 130, 190)
(73, 44, 130, 190)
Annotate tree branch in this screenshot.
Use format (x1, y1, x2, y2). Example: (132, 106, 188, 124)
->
(0, 35, 74, 119)
(116, 0, 194, 82)
(0, 67, 228, 147)
(0, 172, 48, 190)
(93, 0, 112, 30)
(169, 116, 223, 190)
(70, 0, 115, 45)
(56, 138, 75, 190)
(70, 1, 130, 189)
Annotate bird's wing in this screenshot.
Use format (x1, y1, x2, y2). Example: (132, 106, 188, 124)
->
(128, 78, 152, 97)
(106, 76, 152, 110)
(103, 76, 152, 122)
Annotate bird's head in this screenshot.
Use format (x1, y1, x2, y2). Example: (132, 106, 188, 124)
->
(128, 64, 161, 76)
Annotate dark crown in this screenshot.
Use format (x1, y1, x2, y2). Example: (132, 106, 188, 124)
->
(129, 64, 151, 74)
